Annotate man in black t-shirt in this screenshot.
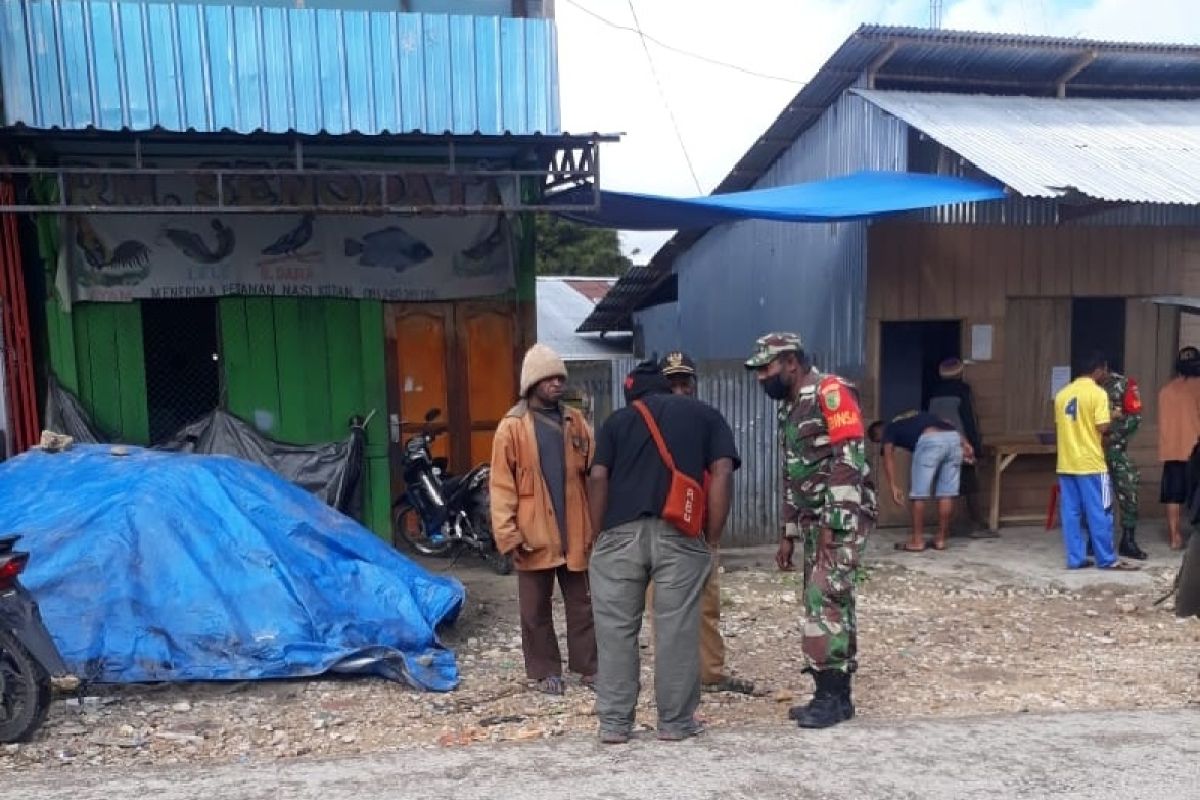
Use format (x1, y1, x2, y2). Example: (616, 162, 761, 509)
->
(587, 361, 739, 744)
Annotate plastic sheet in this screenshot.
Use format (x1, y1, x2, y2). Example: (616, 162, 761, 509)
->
(0, 446, 464, 689)
(44, 376, 365, 518)
(554, 171, 1007, 230)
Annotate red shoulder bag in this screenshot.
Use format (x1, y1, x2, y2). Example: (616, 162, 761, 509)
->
(632, 400, 706, 538)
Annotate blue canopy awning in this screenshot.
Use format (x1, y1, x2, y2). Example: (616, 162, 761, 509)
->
(554, 170, 1007, 230)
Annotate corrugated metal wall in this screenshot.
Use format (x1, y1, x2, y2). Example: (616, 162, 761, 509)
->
(0, 0, 559, 135)
(695, 360, 780, 546)
(640, 93, 908, 377)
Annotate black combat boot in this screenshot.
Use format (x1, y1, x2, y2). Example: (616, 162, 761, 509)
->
(792, 670, 854, 729)
(1118, 527, 1148, 560)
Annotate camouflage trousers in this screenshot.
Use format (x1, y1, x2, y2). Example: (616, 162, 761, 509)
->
(1105, 446, 1140, 529)
(800, 522, 871, 673)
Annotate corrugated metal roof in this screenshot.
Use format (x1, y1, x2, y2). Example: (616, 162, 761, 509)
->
(856, 90, 1200, 203)
(0, 0, 559, 135)
(536, 278, 631, 361)
(581, 24, 1200, 334)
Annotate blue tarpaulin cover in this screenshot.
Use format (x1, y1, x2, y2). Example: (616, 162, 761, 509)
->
(555, 170, 1007, 230)
(0, 446, 465, 690)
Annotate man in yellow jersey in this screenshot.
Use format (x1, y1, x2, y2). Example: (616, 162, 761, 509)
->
(1053, 352, 1139, 571)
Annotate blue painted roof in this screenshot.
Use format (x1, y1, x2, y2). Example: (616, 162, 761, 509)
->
(0, 0, 560, 135)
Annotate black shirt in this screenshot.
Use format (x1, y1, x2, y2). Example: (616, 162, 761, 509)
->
(593, 392, 740, 531)
(881, 412, 956, 452)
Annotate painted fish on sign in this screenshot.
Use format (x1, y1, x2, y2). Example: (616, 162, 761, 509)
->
(343, 226, 434, 272)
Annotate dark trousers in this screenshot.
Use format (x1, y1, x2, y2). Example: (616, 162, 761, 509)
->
(518, 566, 598, 680)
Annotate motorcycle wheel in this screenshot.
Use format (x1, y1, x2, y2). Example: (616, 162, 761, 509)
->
(0, 628, 51, 744)
(392, 502, 454, 557)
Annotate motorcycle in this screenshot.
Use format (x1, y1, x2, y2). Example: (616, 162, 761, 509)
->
(392, 409, 512, 575)
(1, 535, 77, 743)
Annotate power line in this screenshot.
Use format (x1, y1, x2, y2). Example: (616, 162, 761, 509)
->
(562, 0, 805, 85)
(624, 0, 703, 194)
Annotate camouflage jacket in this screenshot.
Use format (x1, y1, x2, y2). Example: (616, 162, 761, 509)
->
(778, 371, 877, 538)
(1104, 372, 1142, 447)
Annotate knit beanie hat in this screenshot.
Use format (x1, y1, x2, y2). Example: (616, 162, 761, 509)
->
(623, 360, 671, 404)
(520, 344, 568, 396)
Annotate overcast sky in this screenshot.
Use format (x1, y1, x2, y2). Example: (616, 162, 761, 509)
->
(555, 0, 1200, 263)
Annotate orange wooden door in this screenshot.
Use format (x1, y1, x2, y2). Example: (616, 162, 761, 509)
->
(391, 305, 453, 465)
(388, 300, 518, 478)
(461, 303, 518, 467)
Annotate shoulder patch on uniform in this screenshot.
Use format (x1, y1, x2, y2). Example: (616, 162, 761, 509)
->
(818, 376, 864, 443)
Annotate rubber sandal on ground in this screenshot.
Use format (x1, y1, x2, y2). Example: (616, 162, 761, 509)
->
(535, 676, 565, 695)
(893, 542, 925, 552)
(702, 676, 756, 695)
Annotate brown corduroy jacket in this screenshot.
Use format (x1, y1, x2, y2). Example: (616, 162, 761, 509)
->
(489, 401, 595, 572)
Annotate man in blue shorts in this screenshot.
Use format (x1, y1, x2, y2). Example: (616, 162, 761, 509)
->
(869, 412, 975, 552)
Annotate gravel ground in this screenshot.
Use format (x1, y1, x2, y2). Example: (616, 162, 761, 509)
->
(3, 539, 1198, 773)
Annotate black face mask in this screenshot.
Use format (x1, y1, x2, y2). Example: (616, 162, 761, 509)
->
(761, 373, 791, 401)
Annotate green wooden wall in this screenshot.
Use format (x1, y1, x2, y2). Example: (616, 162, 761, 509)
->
(47, 302, 149, 443)
(43, 293, 393, 538)
(218, 297, 392, 536)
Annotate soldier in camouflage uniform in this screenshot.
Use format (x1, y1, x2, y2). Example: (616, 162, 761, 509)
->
(745, 332, 877, 729)
(1103, 371, 1147, 560)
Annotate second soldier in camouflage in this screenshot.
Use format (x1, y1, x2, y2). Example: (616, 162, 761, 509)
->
(1103, 370, 1147, 559)
(745, 332, 877, 729)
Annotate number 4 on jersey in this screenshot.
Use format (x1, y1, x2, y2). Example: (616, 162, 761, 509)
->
(1065, 397, 1078, 421)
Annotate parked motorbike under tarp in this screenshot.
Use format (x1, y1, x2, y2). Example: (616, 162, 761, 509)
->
(43, 375, 366, 520)
(0, 446, 465, 690)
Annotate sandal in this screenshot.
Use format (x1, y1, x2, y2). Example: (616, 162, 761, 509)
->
(1101, 560, 1141, 572)
(535, 676, 565, 695)
(930, 539, 947, 551)
(702, 675, 756, 695)
(893, 541, 926, 552)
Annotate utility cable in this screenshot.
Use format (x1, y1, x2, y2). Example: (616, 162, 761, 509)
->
(562, 0, 805, 85)
(625, 0, 703, 194)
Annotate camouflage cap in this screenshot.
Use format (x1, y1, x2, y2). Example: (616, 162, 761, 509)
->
(744, 332, 803, 369)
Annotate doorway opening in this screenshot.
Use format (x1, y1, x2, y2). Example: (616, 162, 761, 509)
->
(1071, 297, 1125, 374)
(878, 320, 962, 422)
(141, 299, 221, 444)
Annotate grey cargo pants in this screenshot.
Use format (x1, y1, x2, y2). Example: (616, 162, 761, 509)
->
(588, 517, 711, 738)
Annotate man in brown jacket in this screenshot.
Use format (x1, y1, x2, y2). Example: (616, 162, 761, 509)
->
(490, 344, 597, 695)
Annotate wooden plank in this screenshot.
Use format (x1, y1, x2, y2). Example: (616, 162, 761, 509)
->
(866, 226, 886, 320)
(359, 301, 390, 538)
(82, 305, 124, 439)
(45, 298, 80, 392)
(358, 300, 388, 460)
(217, 298, 253, 416)
(113, 303, 148, 444)
(242, 297, 282, 438)
(299, 299, 332, 441)
(1052, 228, 1075, 297)
(362, 455, 393, 540)
(1004, 297, 1069, 434)
(272, 298, 307, 442)
(325, 298, 365, 439)
(898, 227, 921, 319)
(72, 305, 96, 422)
